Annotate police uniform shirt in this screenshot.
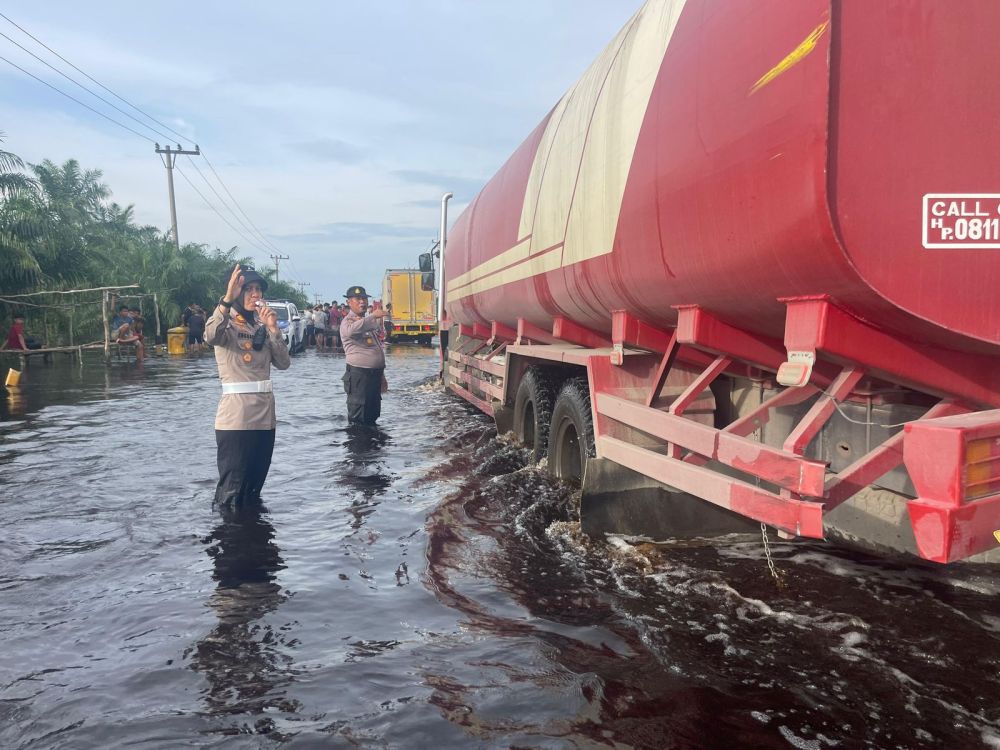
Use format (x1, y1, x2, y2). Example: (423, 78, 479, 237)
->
(340, 311, 386, 369)
(206, 307, 291, 430)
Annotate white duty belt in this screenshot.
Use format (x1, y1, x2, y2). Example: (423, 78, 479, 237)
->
(221, 380, 272, 394)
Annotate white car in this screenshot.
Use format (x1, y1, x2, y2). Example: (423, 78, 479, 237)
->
(264, 300, 305, 354)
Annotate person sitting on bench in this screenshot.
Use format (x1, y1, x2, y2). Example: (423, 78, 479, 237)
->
(114, 315, 145, 358)
(1, 314, 41, 351)
(111, 304, 130, 331)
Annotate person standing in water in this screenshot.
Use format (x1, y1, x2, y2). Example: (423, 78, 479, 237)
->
(340, 285, 388, 426)
(205, 264, 290, 504)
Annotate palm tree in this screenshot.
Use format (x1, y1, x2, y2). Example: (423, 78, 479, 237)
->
(0, 134, 42, 290)
(30, 158, 112, 285)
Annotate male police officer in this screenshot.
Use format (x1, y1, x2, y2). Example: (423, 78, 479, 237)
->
(340, 286, 388, 425)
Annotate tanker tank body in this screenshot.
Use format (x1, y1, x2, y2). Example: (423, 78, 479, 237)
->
(439, 0, 1000, 563)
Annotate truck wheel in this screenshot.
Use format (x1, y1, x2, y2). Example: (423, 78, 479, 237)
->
(547, 377, 595, 485)
(513, 366, 557, 463)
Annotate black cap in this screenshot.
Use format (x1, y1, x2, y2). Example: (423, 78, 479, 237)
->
(344, 285, 370, 298)
(227, 265, 269, 293)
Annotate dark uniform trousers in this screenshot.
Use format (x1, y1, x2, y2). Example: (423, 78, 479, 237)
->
(343, 363, 383, 425)
(215, 429, 276, 503)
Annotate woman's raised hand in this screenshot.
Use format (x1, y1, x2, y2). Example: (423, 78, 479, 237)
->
(225, 264, 244, 302)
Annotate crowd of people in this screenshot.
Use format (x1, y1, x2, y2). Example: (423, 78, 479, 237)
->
(107, 295, 392, 358)
(299, 301, 391, 351)
(303, 302, 342, 351)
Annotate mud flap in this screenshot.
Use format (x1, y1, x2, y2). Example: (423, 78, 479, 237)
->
(581, 458, 758, 540)
(494, 404, 514, 436)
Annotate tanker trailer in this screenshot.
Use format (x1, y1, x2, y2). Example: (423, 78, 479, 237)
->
(439, 0, 1000, 563)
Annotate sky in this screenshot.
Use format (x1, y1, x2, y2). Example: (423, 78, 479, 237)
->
(0, 1, 640, 301)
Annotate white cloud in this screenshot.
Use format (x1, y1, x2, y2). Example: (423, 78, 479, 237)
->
(0, 0, 639, 298)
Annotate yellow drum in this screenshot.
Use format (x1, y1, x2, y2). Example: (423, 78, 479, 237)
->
(5, 368, 21, 387)
(167, 326, 189, 354)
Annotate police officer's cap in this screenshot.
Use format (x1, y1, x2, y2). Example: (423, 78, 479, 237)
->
(226, 265, 269, 293)
(344, 286, 370, 299)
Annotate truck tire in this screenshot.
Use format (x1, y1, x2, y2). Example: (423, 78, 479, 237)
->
(547, 377, 595, 485)
(513, 366, 557, 463)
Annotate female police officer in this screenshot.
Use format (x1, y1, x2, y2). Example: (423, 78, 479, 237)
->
(206, 264, 290, 504)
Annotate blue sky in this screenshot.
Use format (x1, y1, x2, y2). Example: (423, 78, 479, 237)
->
(0, 1, 639, 300)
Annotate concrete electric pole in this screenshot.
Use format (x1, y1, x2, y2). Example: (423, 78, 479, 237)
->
(155, 144, 201, 250)
(270, 253, 290, 285)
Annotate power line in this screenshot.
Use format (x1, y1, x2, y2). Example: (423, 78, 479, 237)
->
(181, 156, 287, 267)
(285, 257, 307, 289)
(174, 164, 267, 262)
(0, 53, 154, 143)
(183, 155, 267, 250)
(201, 150, 285, 255)
(0, 11, 192, 146)
(196, 150, 299, 285)
(0, 13, 289, 272)
(0, 29, 177, 145)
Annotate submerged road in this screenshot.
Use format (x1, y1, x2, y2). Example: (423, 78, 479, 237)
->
(1, 347, 1000, 748)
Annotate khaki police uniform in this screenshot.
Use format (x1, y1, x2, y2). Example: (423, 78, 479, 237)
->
(340, 310, 385, 425)
(206, 306, 290, 503)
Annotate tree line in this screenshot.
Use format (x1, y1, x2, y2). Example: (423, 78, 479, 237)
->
(0, 134, 308, 347)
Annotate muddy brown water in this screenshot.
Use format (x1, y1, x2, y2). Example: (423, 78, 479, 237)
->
(1, 348, 999, 749)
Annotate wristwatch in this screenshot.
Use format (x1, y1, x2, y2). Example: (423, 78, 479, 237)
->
(219, 297, 233, 308)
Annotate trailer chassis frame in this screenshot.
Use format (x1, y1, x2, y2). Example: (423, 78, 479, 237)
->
(446, 300, 1000, 562)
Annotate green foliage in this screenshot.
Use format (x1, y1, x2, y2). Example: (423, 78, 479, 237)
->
(0, 136, 308, 346)
(0, 140, 43, 289)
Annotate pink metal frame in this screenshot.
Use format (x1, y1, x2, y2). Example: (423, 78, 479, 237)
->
(782, 296, 1000, 408)
(446, 306, 1000, 561)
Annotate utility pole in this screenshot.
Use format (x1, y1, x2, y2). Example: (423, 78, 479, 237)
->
(155, 143, 200, 250)
(270, 253, 290, 285)
(296, 282, 310, 295)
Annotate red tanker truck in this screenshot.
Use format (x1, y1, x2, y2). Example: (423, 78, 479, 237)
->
(434, 0, 1000, 563)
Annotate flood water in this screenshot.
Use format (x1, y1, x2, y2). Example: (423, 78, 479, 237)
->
(2, 348, 1000, 749)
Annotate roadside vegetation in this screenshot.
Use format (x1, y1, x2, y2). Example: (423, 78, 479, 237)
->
(0, 134, 307, 346)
